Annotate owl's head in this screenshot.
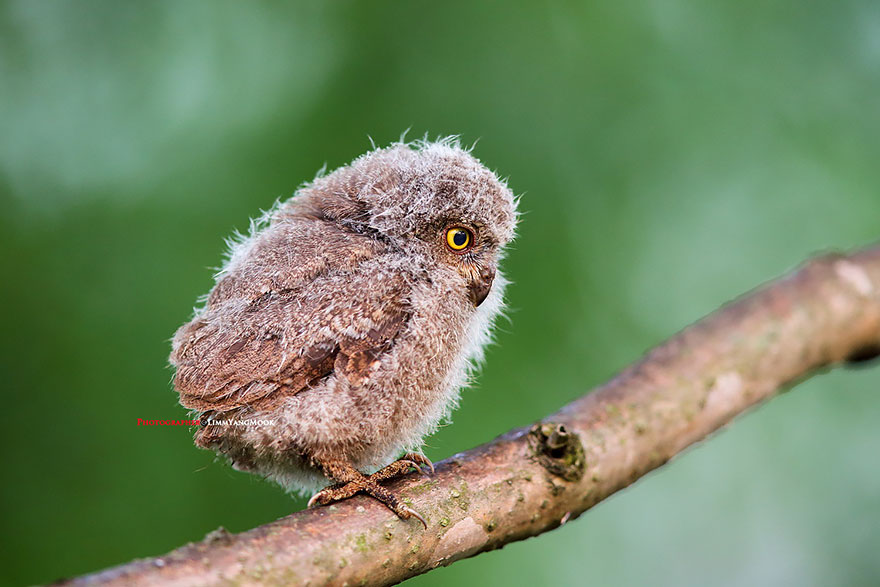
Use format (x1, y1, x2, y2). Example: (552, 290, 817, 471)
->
(294, 138, 519, 306)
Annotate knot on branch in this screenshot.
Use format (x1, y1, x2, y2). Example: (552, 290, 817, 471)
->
(528, 422, 586, 482)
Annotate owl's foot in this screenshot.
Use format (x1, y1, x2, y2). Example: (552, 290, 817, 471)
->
(308, 457, 432, 528)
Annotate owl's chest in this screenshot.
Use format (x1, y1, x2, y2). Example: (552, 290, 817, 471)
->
(387, 274, 476, 393)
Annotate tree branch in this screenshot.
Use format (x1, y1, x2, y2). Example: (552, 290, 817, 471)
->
(59, 245, 880, 587)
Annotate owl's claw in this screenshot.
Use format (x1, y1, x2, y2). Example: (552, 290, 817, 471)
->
(398, 504, 428, 529)
(307, 479, 369, 509)
(307, 487, 341, 509)
(400, 452, 434, 475)
(402, 453, 435, 475)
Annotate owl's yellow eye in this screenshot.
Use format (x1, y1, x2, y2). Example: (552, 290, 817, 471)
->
(445, 227, 472, 252)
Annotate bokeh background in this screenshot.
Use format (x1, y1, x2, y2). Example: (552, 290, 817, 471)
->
(2, 2, 879, 585)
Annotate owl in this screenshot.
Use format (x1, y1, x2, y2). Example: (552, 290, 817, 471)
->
(170, 138, 518, 525)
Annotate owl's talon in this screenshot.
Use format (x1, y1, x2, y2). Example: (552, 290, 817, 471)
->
(403, 453, 435, 475)
(307, 492, 326, 508)
(307, 481, 360, 508)
(398, 460, 421, 474)
(398, 504, 428, 529)
(306, 489, 335, 509)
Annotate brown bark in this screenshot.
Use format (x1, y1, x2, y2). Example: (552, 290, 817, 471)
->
(58, 245, 880, 587)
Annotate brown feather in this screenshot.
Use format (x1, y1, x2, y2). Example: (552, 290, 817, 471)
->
(173, 228, 413, 413)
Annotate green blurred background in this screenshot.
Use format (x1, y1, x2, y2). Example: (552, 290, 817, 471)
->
(2, 1, 879, 585)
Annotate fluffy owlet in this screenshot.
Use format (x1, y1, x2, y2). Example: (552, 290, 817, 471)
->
(170, 138, 518, 525)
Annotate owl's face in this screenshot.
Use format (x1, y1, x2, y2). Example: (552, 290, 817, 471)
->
(295, 139, 518, 307)
(415, 220, 501, 306)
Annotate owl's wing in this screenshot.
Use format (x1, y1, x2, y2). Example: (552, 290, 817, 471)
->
(171, 251, 411, 414)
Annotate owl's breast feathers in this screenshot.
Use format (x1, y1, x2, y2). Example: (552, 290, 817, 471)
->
(170, 217, 414, 415)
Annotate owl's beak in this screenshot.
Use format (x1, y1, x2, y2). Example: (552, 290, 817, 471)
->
(468, 263, 496, 307)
